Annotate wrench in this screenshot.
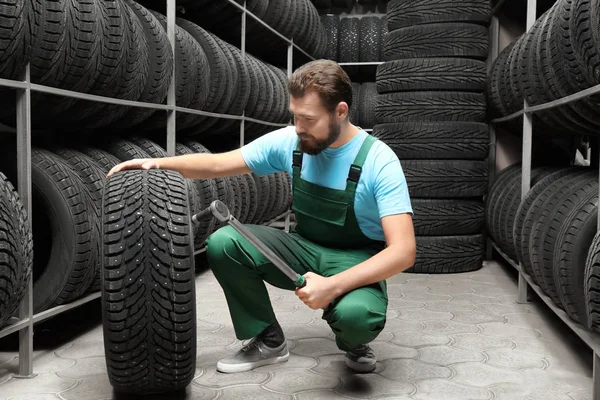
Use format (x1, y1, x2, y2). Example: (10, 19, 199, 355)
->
(193, 200, 307, 288)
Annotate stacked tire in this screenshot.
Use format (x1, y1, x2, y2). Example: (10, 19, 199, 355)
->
(348, 82, 377, 129)
(488, 0, 600, 137)
(321, 14, 386, 62)
(373, 0, 491, 274)
(486, 164, 600, 335)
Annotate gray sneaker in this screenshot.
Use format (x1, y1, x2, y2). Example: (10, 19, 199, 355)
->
(345, 344, 376, 373)
(216, 337, 289, 373)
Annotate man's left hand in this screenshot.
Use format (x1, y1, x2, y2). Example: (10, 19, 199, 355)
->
(295, 272, 338, 310)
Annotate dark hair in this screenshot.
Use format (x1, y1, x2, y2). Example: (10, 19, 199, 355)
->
(288, 59, 353, 114)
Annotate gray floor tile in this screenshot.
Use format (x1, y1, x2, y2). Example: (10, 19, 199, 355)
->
(0, 260, 594, 399)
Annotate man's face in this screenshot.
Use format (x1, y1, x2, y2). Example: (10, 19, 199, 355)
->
(290, 91, 343, 155)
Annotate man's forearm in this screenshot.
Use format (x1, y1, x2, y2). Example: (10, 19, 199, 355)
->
(157, 151, 251, 179)
(329, 243, 416, 298)
(157, 153, 217, 179)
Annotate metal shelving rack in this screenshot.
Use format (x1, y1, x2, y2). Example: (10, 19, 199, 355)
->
(488, 0, 600, 395)
(0, 0, 316, 378)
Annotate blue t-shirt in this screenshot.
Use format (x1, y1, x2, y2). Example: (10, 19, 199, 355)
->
(240, 126, 413, 241)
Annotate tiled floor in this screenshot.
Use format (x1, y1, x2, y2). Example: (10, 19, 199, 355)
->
(0, 259, 594, 399)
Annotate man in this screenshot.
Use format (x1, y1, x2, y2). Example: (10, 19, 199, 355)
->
(107, 59, 416, 374)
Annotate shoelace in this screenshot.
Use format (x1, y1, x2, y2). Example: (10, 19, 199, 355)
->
(240, 338, 261, 353)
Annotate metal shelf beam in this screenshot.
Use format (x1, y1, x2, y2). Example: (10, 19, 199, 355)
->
(339, 62, 384, 66)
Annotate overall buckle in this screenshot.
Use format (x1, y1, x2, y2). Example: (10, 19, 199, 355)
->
(292, 151, 302, 167)
(348, 165, 362, 182)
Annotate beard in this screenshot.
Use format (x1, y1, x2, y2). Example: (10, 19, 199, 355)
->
(299, 116, 341, 155)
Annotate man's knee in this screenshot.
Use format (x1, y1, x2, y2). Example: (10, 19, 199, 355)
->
(205, 226, 245, 268)
(330, 291, 387, 334)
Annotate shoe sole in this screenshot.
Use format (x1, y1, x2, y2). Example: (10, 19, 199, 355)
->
(346, 358, 376, 373)
(216, 352, 290, 373)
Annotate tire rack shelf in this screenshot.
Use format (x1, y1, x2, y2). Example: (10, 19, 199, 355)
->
(0, 0, 317, 378)
(487, 0, 600, 396)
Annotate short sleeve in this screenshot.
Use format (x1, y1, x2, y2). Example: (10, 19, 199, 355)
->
(240, 126, 295, 176)
(372, 148, 413, 218)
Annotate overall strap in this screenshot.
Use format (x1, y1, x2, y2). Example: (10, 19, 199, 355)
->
(292, 140, 303, 185)
(346, 134, 377, 193)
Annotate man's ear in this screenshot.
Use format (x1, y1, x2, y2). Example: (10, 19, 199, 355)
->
(337, 102, 349, 120)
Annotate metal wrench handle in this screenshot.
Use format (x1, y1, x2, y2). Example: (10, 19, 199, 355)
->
(193, 200, 306, 288)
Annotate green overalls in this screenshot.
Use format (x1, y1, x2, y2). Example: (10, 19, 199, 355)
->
(205, 134, 388, 352)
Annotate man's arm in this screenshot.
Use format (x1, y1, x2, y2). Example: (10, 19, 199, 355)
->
(107, 148, 253, 179)
(329, 212, 416, 297)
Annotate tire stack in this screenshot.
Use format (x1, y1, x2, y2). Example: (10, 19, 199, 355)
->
(488, 0, 600, 137)
(486, 164, 600, 336)
(373, 0, 491, 274)
(321, 14, 386, 63)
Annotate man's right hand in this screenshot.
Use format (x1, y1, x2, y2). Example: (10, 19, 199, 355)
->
(107, 158, 161, 178)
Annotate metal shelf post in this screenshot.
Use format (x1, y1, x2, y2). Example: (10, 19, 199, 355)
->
(15, 62, 34, 379)
(486, 15, 500, 261)
(240, 0, 247, 148)
(516, 0, 537, 304)
(166, 0, 177, 156)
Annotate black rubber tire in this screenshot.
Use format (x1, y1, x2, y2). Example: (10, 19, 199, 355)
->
(23, 149, 100, 313)
(175, 142, 218, 247)
(402, 160, 488, 198)
(553, 185, 598, 326)
(524, 171, 597, 300)
(53, 148, 106, 293)
(584, 231, 600, 332)
(512, 167, 585, 264)
(339, 17, 360, 63)
(376, 92, 487, 123)
(243, 173, 259, 225)
(0, 172, 32, 328)
(182, 140, 229, 234)
(251, 174, 270, 224)
(387, 0, 491, 30)
(372, 122, 488, 160)
(79, 147, 122, 174)
(177, 19, 228, 114)
(103, 138, 151, 161)
(102, 169, 196, 395)
(485, 164, 521, 244)
(530, 177, 598, 313)
(376, 58, 487, 93)
(322, 14, 340, 61)
(358, 83, 377, 129)
(130, 137, 168, 158)
(518, 170, 594, 280)
(495, 167, 552, 260)
(0, 0, 32, 81)
(409, 235, 485, 273)
(383, 23, 489, 61)
(413, 199, 484, 236)
(349, 82, 361, 126)
(359, 16, 382, 62)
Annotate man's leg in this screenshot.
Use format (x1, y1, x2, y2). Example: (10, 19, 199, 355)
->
(318, 248, 388, 372)
(204, 224, 318, 373)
